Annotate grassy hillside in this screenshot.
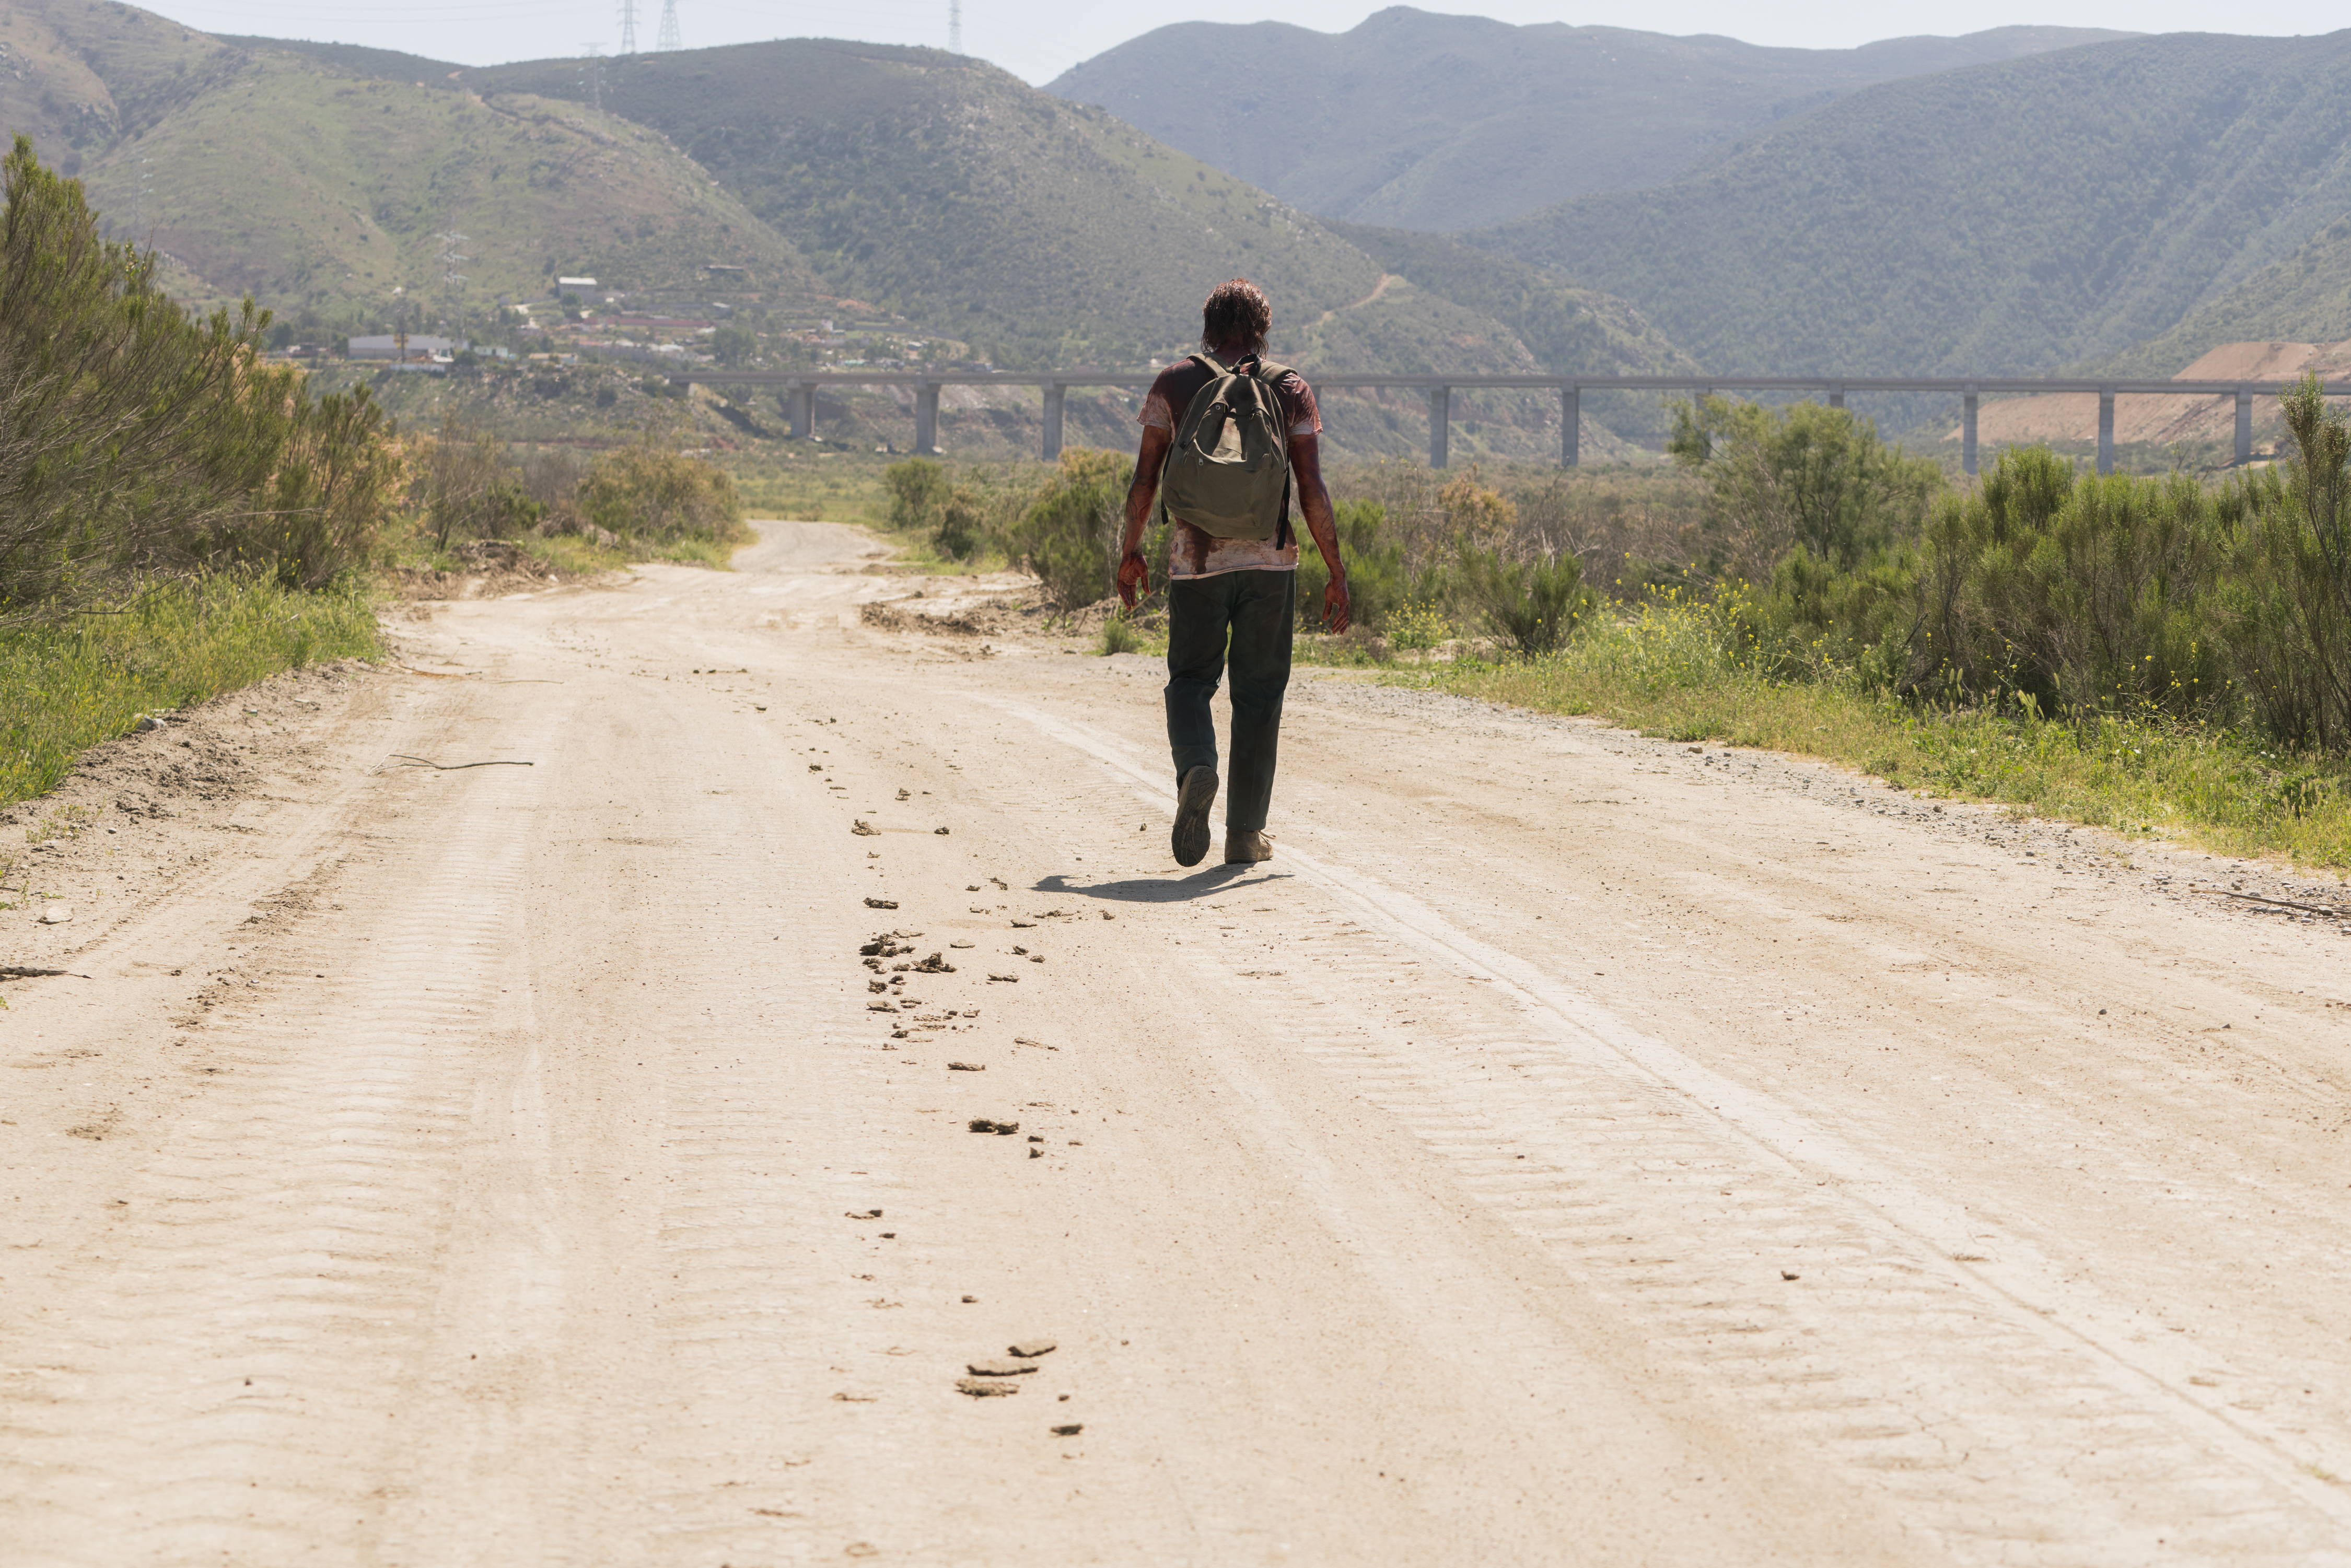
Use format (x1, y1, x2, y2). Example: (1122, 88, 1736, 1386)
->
(74, 61, 829, 320)
(473, 40, 1406, 369)
(1474, 30, 2351, 378)
(2088, 210, 2351, 378)
(1047, 9, 2131, 231)
(0, 0, 237, 169)
(0, 1, 832, 326)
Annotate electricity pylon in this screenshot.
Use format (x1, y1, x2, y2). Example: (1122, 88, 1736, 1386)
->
(655, 0, 680, 52)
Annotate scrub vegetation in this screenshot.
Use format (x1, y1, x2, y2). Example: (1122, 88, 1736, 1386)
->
(0, 141, 748, 810)
(1406, 381, 2351, 867)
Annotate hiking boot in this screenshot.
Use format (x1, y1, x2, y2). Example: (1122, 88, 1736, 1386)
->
(1172, 765, 1218, 868)
(1224, 828, 1274, 864)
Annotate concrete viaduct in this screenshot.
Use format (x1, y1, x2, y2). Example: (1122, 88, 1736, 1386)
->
(667, 370, 2351, 476)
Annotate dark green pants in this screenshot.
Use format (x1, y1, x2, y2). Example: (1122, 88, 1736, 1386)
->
(1164, 570, 1295, 834)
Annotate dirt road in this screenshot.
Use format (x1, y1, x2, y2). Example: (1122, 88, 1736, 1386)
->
(5, 522, 2351, 1566)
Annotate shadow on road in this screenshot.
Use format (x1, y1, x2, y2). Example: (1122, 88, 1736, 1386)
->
(1036, 868, 1293, 904)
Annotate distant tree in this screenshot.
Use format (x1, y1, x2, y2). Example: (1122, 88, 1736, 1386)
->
(1669, 395, 1942, 578)
(710, 323, 758, 366)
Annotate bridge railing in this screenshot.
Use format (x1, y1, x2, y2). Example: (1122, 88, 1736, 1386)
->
(668, 369, 2351, 475)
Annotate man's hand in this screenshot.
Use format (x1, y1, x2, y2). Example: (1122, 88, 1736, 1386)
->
(1116, 550, 1149, 610)
(1322, 574, 1352, 635)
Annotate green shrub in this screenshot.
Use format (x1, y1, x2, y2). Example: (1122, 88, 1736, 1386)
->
(884, 457, 950, 529)
(1297, 499, 1409, 632)
(1011, 448, 1130, 612)
(885, 455, 989, 560)
(2226, 374, 2351, 751)
(1669, 394, 1943, 576)
(1099, 612, 1144, 656)
(1461, 545, 1595, 656)
(576, 444, 748, 545)
(0, 137, 400, 613)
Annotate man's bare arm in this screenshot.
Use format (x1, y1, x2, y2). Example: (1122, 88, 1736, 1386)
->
(1116, 425, 1172, 610)
(1290, 433, 1351, 634)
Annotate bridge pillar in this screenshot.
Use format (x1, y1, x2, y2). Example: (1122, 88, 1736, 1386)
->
(2097, 385, 2115, 475)
(2235, 388, 2254, 465)
(1828, 383, 1846, 410)
(1962, 384, 1979, 477)
(915, 381, 941, 454)
(1427, 384, 1450, 468)
(786, 382, 813, 441)
(1042, 383, 1066, 462)
(1561, 384, 1579, 468)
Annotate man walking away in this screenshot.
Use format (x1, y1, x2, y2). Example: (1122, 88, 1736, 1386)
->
(1116, 278, 1351, 868)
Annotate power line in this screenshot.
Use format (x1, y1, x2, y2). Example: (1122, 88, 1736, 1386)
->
(948, 0, 960, 53)
(655, 0, 680, 51)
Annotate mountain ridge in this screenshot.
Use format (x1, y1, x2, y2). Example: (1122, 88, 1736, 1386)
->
(1046, 8, 2136, 231)
(1468, 29, 2351, 380)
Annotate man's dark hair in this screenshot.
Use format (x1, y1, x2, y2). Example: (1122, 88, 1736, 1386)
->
(1201, 278, 1271, 355)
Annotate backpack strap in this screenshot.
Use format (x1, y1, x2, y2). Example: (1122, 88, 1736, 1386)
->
(1253, 360, 1297, 550)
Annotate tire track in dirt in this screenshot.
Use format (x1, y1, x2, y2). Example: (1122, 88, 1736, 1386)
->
(0, 715, 541, 1565)
(994, 696, 2351, 1565)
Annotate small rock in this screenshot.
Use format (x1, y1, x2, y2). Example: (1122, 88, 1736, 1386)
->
(961, 1294, 979, 1303)
(846, 1209, 882, 1219)
(948, 1061, 984, 1072)
(1008, 1339, 1057, 1358)
(966, 884, 981, 891)
(134, 714, 166, 733)
(1028, 1147, 1043, 1159)
(1029, 954, 1045, 964)
(1052, 1423, 1084, 1437)
(967, 1359, 1038, 1377)
(912, 953, 956, 973)
(36, 906, 71, 924)
(864, 897, 899, 909)
(957, 1378, 1020, 1398)
(968, 1118, 1019, 1135)
(851, 821, 879, 837)
(1781, 1270, 1801, 1281)
(897, 789, 910, 801)
(809, 764, 824, 773)
(987, 973, 1018, 983)
(935, 826, 950, 835)
(949, 940, 974, 949)
(1102, 910, 1114, 920)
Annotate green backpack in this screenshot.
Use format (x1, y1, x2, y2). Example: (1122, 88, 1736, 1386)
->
(1160, 351, 1294, 542)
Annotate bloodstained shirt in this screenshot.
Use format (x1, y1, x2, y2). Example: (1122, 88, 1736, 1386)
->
(1138, 354, 1321, 579)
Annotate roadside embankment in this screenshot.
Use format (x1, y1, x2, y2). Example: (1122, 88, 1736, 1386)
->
(1, 577, 379, 810)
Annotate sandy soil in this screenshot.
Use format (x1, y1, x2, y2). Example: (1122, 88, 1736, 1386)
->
(1954, 338, 2351, 448)
(5, 523, 2351, 1566)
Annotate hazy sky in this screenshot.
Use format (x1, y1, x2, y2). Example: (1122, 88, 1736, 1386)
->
(149, 0, 2347, 83)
